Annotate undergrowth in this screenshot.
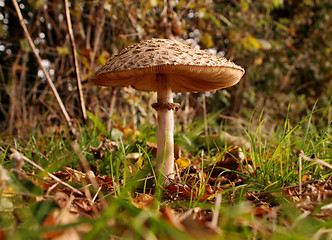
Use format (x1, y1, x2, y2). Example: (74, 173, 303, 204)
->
(0, 105, 331, 239)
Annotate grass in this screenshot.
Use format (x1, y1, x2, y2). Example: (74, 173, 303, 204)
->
(0, 105, 331, 239)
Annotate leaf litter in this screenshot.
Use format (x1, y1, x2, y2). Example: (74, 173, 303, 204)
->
(1, 130, 331, 239)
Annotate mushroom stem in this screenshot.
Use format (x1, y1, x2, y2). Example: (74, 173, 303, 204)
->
(156, 74, 174, 180)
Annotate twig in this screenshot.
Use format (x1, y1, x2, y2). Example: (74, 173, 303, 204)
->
(297, 150, 332, 199)
(107, 88, 118, 132)
(71, 142, 99, 191)
(184, 92, 190, 129)
(210, 194, 222, 229)
(299, 152, 302, 199)
(19, 51, 29, 125)
(91, 14, 105, 68)
(297, 150, 332, 170)
(8, 50, 21, 134)
(71, 141, 108, 209)
(202, 92, 208, 136)
(90, 1, 106, 69)
(85, 4, 95, 49)
(11, 0, 73, 129)
(178, 0, 195, 18)
(92, 186, 102, 203)
(282, 180, 320, 190)
(10, 149, 83, 196)
(63, 0, 87, 122)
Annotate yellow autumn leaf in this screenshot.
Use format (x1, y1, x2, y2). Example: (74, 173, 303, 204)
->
(201, 32, 214, 49)
(136, 157, 144, 169)
(20, 39, 31, 52)
(56, 46, 70, 55)
(175, 157, 190, 169)
(28, 0, 44, 10)
(132, 194, 154, 209)
(247, 35, 261, 49)
(240, 0, 249, 11)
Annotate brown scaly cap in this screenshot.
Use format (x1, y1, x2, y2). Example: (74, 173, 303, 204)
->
(91, 38, 245, 93)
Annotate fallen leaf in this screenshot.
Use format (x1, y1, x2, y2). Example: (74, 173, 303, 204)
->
(146, 142, 157, 156)
(0, 227, 5, 240)
(89, 136, 118, 159)
(95, 175, 115, 191)
(209, 147, 245, 179)
(42, 209, 82, 240)
(160, 207, 185, 231)
(133, 193, 154, 209)
(176, 157, 190, 169)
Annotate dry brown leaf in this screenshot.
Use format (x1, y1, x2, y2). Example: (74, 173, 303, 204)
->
(133, 193, 154, 209)
(42, 208, 90, 240)
(284, 177, 332, 218)
(0, 227, 5, 240)
(209, 147, 247, 180)
(160, 207, 185, 231)
(166, 182, 220, 201)
(95, 175, 115, 191)
(146, 141, 158, 156)
(89, 135, 118, 159)
(180, 208, 217, 239)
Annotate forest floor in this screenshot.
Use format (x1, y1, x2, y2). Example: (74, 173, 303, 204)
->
(0, 108, 331, 240)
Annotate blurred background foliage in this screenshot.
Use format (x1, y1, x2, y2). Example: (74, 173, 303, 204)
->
(0, 0, 331, 136)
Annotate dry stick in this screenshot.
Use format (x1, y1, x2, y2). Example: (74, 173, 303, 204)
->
(0, 67, 10, 116)
(19, 51, 29, 125)
(184, 92, 190, 129)
(297, 150, 332, 199)
(12, 0, 72, 129)
(299, 153, 302, 199)
(8, 51, 21, 134)
(210, 194, 222, 229)
(71, 142, 99, 191)
(131, 91, 138, 130)
(85, 5, 95, 49)
(297, 150, 332, 170)
(71, 142, 108, 209)
(202, 92, 208, 136)
(10, 149, 83, 196)
(63, 0, 87, 122)
(90, 6, 106, 70)
(178, 0, 195, 18)
(282, 180, 320, 191)
(107, 88, 118, 133)
(161, 0, 168, 33)
(42, 8, 55, 46)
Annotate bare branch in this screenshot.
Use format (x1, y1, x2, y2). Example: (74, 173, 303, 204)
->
(107, 88, 118, 132)
(91, 1, 106, 69)
(71, 141, 108, 209)
(10, 149, 83, 196)
(297, 150, 332, 170)
(11, 0, 73, 129)
(63, 0, 87, 122)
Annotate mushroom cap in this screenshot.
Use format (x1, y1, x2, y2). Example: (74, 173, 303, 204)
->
(91, 38, 245, 93)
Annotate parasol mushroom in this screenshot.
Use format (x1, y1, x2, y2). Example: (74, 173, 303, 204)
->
(91, 38, 245, 181)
